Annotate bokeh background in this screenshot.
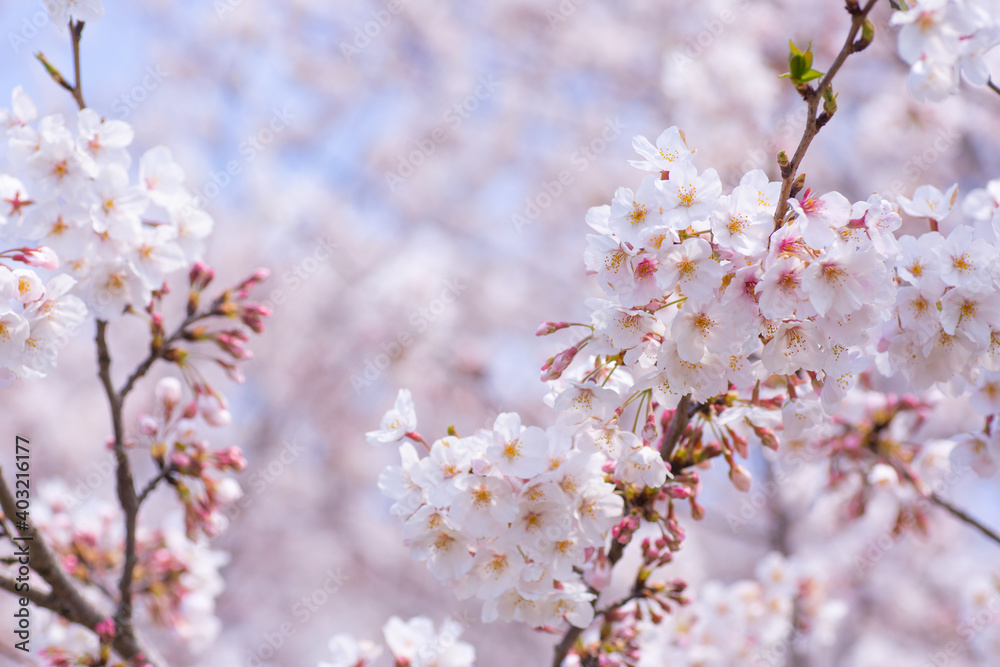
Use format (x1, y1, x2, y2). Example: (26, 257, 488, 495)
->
(2, 0, 1000, 665)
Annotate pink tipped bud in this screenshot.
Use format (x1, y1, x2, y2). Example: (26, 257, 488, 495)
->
(752, 425, 779, 450)
(213, 446, 248, 472)
(729, 431, 749, 458)
(728, 464, 752, 492)
(189, 261, 214, 291)
(137, 415, 158, 437)
(13, 246, 58, 270)
(171, 452, 192, 470)
(535, 321, 569, 336)
(241, 303, 271, 334)
(666, 485, 690, 499)
(540, 345, 579, 381)
(95, 618, 116, 644)
(216, 332, 253, 360)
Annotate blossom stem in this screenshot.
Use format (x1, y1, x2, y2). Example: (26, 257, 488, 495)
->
(69, 20, 86, 110)
(988, 77, 1000, 98)
(929, 492, 1000, 547)
(772, 0, 881, 228)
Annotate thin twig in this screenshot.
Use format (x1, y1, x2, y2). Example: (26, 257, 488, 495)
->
(69, 20, 86, 110)
(930, 492, 1000, 546)
(988, 78, 1000, 98)
(136, 465, 175, 507)
(772, 0, 881, 226)
(119, 311, 211, 399)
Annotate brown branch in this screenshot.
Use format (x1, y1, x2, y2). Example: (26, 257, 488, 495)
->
(772, 0, 881, 227)
(0, 470, 145, 660)
(988, 78, 1000, 98)
(95, 322, 145, 659)
(69, 20, 86, 110)
(660, 394, 694, 462)
(136, 464, 175, 507)
(930, 492, 1000, 547)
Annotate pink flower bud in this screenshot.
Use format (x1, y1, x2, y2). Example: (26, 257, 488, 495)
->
(241, 303, 271, 333)
(728, 464, 752, 492)
(666, 485, 690, 499)
(752, 425, 779, 450)
(13, 246, 58, 270)
(189, 261, 214, 291)
(95, 618, 116, 644)
(540, 345, 578, 381)
(137, 414, 158, 437)
(535, 321, 569, 336)
(213, 446, 248, 472)
(216, 332, 253, 360)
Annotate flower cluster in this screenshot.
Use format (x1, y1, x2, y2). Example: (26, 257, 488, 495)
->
(319, 615, 475, 667)
(879, 182, 1000, 394)
(632, 553, 846, 666)
(368, 390, 625, 628)
(0, 246, 86, 385)
(26, 481, 229, 655)
(572, 127, 899, 415)
(136, 376, 247, 539)
(0, 83, 214, 363)
(890, 0, 1000, 101)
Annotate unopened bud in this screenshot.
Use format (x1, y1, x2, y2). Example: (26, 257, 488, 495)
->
(535, 321, 570, 336)
(729, 464, 753, 492)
